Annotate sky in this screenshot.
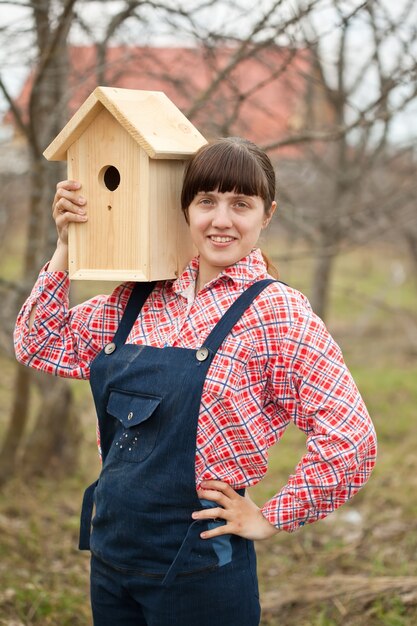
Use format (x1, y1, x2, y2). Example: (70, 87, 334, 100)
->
(0, 0, 416, 144)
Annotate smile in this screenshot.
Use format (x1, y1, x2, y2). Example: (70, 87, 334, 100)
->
(208, 236, 236, 243)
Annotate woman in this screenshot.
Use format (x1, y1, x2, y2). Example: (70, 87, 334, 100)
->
(14, 137, 377, 626)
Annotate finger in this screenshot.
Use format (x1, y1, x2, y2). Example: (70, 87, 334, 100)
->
(196, 488, 230, 508)
(55, 213, 88, 229)
(200, 480, 238, 498)
(53, 197, 87, 219)
(55, 212, 88, 227)
(54, 190, 86, 210)
(56, 180, 81, 191)
(54, 210, 88, 233)
(192, 507, 227, 522)
(53, 183, 85, 211)
(200, 522, 233, 540)
(197, 481, 238, 505)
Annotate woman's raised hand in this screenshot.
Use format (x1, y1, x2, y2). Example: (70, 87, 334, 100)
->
(52, 180, 87, 245)
(193, 480, 279, 541)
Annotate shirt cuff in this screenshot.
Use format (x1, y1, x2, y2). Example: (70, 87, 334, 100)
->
(29, 263, 69, 305)
(15, 263, 70, 341)
(261, 491, 316, 533)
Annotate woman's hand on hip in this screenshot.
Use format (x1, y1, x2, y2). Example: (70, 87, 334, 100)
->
(52, 180, 87, 245)
(193, 480, 279, 541)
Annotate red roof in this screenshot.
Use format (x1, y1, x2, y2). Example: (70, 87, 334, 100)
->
(14, 45, 314, 155)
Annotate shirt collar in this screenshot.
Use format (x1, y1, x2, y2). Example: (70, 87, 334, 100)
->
(170, 248, 268, 296)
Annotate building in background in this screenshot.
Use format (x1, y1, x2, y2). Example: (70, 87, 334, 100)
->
(4, 44, 334, 164)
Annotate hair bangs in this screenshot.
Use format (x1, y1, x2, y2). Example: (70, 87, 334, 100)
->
(181, 137, 275, 218)
(202, 145, 267, 198)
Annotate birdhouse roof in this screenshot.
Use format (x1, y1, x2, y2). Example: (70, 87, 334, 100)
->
(43, 86, 207, 161)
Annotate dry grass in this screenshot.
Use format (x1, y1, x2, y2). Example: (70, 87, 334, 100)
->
(1, 242, 417, 625)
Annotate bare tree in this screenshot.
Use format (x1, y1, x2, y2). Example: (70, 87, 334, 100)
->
(0, 0, 79, 482)
(1, 0, 327, 481)
(1, 0, 416, 480)
(267, 0, 417, 319)
(0, 0, 156, 481)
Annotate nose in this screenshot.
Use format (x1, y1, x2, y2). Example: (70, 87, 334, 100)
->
(211, 203, 233, 229)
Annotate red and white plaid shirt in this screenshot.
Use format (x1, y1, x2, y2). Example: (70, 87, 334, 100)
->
(14, 248, 376, 532)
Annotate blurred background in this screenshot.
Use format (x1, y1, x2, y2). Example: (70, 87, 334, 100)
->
(0, 1, 416, 624)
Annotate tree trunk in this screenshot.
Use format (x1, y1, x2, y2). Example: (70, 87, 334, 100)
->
(2, 0, 81, 483)
(19, 161, 83, 479)
(404, 230, 417, 283)
(1, 157, 49, 483)
(309, 248, 335, 322)
(21, 376, 82, 478)
(0, 365, 32, 485)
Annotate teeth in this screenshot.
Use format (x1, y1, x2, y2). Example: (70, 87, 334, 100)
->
(210, 236, 234, 243)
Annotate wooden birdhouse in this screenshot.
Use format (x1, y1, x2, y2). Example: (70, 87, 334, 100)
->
(43, 86, 207, 281)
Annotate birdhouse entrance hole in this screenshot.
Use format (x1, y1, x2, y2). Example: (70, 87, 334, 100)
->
(100, 165, 121, 191)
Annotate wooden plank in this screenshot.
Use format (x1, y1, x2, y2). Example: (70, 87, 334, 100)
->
(43, 86, 207, 162)
(148, 159, 195, 278)
(43, 93, 103, 161)
(67, 108, 148, 279)
(70, 269, 149, 281)
(96, 87, 207, 159)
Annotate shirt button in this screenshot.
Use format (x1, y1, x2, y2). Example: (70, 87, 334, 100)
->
(104, 342, 116, 355)
(196, 346, 209, 362)
(127, 412, 133, 421)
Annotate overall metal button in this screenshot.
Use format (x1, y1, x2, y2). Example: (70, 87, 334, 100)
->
(104, 342, 116, 355)
(127, 412, 133, 421)
(196, 346, 209, 362)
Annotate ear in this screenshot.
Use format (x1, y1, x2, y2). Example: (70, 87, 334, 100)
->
(262, 201, 277, 228)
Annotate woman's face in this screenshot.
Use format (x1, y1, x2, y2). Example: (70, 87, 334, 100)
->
(187, 189, 275, 285)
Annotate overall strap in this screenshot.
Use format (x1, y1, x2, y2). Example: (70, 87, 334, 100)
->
(112, 282, 156, 346)
(203, 279, 276, 354)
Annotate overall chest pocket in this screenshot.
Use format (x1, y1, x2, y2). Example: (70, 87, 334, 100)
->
(106, 389, 162, 463)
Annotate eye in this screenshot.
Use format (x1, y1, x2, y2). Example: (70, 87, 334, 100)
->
(198, 197, 213, 206)
(234, 200, 250, 209)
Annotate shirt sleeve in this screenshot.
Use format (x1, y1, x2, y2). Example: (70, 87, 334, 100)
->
(13, 264, 131, 379)
(261, 308, 377, 532)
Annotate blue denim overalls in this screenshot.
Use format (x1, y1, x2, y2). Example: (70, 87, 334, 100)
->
(80, 278, 274, 625)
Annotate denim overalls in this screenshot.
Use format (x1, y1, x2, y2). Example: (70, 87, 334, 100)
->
(80, 278, 274, 625)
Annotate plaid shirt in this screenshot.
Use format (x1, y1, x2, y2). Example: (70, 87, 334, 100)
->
(14, 248, 376, 532)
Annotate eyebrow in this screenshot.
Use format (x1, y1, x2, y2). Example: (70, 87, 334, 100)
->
(196, 191, 252, 199)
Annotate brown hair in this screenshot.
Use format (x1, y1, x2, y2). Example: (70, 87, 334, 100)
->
(261, 251, 279, 279)
(181, 137, 276, 220)
(181, 137, 279, 278)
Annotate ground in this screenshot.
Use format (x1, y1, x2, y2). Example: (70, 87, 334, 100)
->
(1, 242, 417, 625)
